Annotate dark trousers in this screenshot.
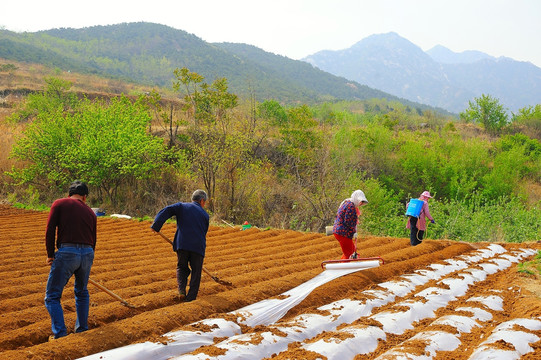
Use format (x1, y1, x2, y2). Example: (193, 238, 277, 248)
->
(409, 217, 424, 246)
(176, 250, 204, 301)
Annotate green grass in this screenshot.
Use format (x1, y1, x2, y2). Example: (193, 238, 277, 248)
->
(517, 250, 541, 276)
(12, 201, 49, 211)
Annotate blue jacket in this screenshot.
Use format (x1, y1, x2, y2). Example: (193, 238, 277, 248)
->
(151, 201, 209, 256)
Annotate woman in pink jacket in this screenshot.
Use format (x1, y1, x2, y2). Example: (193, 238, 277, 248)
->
(406, 191, 435, 246)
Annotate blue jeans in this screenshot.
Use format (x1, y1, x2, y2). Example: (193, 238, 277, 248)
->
(45, 244, 94, 338)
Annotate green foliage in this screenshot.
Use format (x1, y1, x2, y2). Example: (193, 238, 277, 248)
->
(498, 133, 541, 157)
(354, 178, 405, 237)
(413, 195, 541, 242)
(509, 106, 541, 150)
(280, 105, 320, 157)
(517, 249, 541, 276)
(4, 70, 541, 243)
(513, 104, 541, 124)
(7, 186, 48, 211)
(173, 67, 261, 219)
(392, 131, 491, 200)
(8, 86, 169, 206)
(0, 63, 17, 72)
(8, 77, 78, 123)
(258, 100, 288, 126)
(460, 94, 508, 133)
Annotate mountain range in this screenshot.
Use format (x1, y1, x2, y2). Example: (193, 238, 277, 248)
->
(1, 23, 538, 114)
(2, 22, 435, 112)
(303, 32, 541, 113)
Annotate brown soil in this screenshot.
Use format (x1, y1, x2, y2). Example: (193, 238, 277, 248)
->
(0, 204, 540, 359)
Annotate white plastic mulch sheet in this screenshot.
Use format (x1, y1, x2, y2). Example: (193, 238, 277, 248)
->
(80, 246, 539, 360)
(78, 260, 380, 360)
(467, 318, 541, 360)
(236, 259, 380, 327)
(301, 247, 539, 360)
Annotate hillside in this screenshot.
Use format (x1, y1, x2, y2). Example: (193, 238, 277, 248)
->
(0, 22, 448, 113)
(303, 32, 541, 113)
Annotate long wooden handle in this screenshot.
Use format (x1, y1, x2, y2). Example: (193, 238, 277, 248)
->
(88, 278, 134, 307)
(202, 267, 217, 279)
(155, 231, 232, 286)
(156, 230, 173, 245)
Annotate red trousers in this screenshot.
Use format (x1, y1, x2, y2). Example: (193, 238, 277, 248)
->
(334, 234, 356, 259)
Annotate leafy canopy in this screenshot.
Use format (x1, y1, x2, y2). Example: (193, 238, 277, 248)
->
(460, 94, 508, 133)
(8, 81, 168, 205)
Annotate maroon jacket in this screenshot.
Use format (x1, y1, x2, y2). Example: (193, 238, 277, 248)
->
(45, 197, 97, 258)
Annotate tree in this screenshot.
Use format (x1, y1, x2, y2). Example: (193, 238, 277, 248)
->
(8, 93, 168, 206)
(459, 94, 508, 133)
(8, 77, 78, 123)
(258, 100, 288, 126)
(142, 89, 185, 150)
(511, 104, 541, 139)
(172, 67, 242, 213)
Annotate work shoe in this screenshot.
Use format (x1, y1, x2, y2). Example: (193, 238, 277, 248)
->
(178, 290, 186, 301)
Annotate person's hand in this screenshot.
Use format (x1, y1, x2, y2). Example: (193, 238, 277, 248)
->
(46, 257, 54, 265)
(431, 219, 435, 224)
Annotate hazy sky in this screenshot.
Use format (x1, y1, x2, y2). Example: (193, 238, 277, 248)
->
(2, 0, 541, 67)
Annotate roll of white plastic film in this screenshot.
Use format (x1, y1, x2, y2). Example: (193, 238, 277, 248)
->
(324, 260, 380, 270)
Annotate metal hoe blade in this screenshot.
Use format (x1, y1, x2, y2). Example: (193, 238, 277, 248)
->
(156, 231, 233, 286)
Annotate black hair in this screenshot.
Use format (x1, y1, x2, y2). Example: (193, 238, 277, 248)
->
(68, 180, 89, 197)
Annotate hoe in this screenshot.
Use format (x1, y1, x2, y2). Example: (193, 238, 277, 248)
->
(155, 231, 233, 286)
(88, 278, 135, 308)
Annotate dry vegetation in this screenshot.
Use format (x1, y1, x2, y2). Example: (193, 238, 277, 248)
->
(0, 58, 164, 95)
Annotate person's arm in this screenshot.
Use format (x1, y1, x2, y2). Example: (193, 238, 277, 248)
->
(92, 213, 97, 249)
(150, 204, 178, 232)
(45, 201, 59, 264)
(423, 202, 434, 222)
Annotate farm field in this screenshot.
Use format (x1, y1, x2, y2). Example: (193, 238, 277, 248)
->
(0, 204, 540, 359)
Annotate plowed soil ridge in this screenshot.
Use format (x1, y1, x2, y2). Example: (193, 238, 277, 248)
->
(0, 204, 539, 360)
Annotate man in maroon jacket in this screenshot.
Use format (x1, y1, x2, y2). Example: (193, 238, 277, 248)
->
(45, 180, 97, 339)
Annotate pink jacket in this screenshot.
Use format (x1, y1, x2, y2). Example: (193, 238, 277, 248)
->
(406, 200, 434, 231)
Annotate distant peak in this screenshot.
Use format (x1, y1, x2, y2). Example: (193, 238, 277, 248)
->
(426, 46, 494, 64)
(352, 32, 417, 48)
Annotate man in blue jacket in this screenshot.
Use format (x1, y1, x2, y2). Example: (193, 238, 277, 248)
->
(151, 190, 209, 302)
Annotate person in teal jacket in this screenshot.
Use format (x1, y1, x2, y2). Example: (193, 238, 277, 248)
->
(406, 191, 435, 246)
(151, 189, 209, 302)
